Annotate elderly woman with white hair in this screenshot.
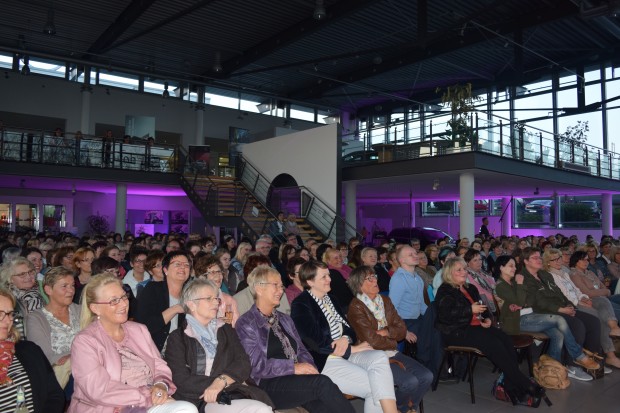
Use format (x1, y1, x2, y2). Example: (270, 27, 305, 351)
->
(164, 278, 274, 412)
(1, 257, 44, 336)
(236, 266, 354, 413)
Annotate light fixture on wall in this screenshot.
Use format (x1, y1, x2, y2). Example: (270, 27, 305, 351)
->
(43, 2, 57, 35)
(21, 56, 30, 75)
(162, 81, 170, 98)
(432, 179, 440, 191)
(313, 0, 326, 20)
(71, 183, 76, 196)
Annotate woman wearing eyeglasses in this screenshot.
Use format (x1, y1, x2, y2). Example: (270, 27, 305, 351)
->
(135, 251, 192, 352)
(165, 278, 273, 412)
(194, 256, 239, 327)
(26, 267, 81, 397)
(72, 247, 95, 304)
(236, 266, 355, 413)
(1, 257, 44, 337)
(69, 273, 198, 413)
(347, 266, 432, 413)
(0, 287, 64, 412)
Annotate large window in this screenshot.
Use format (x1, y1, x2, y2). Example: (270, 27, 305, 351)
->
(15, 204, 38, 231)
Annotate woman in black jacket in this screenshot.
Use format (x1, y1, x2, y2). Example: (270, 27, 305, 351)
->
(0, 288, 64, 413)
(164, 278, 273, 412)
(435, 257, 543, 407)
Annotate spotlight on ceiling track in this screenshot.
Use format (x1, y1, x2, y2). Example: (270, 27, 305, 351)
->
(162, 81, 170, 98)
(43, 4, 56, 35)
(313, 0, 326, 20)
(20, 56, 30, 75)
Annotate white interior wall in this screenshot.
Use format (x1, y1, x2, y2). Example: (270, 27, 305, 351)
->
(241, 123, 341, 210)
(0, 74, 318, 147)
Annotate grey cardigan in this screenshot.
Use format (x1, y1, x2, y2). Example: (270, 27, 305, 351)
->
(26, 303, 81, 365)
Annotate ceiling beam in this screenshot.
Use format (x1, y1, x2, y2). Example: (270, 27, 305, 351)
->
(86, 0, 157, 56)
(216, 0, 382, 76)
(289, 0, 579, 100)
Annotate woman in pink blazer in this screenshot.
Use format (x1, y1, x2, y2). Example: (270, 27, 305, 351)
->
(69, 273, 197, 413)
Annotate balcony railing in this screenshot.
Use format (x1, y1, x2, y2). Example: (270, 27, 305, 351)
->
(0, 127, 180, 173)
(348, 112, 620, 181)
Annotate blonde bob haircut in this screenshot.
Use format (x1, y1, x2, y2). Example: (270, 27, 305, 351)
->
(441, 257, 468, 288)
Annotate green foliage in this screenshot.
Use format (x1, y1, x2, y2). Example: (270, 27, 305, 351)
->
(560, 120, 589, 148)
(562, 204, 597, 222)
(87, 213, 110, 235)
(436, 83, 481, 147)
(517, 213, 543, 223)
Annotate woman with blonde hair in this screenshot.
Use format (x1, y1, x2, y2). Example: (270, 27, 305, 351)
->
(0, 288, 64, 412)
(69, 274, 197, 413)
(230, 241, 252, 276)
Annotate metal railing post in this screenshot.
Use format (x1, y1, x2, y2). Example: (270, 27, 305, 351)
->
(499, 120, 503, 157)
(597, 150, 601, 176)
(539, 132, 543, 164)
(429, 120, 433, 156)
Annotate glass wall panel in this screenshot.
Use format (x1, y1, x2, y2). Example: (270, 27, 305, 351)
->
(15, 204, 38, 231)
(560, 195, 601, 228)
(421, 201, 455, 216)
(0, 204, 10, 232)
(43, 204, 66, 233)
(514, 93, 552, 121)
(514, 197, 556, 228)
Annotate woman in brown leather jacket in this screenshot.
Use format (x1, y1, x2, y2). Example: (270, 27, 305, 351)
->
(347, 266, 433, 413)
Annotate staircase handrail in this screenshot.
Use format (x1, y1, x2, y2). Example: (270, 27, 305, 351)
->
(238, 155, 363, 242)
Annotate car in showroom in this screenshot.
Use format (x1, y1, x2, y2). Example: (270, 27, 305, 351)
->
(524, 199, 554, 214)
(387, 227, 454, 249)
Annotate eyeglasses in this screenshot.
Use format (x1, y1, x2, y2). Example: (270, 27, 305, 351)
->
(169, 262, 191, 269)
(258, 282, 285, 290)
(191, 296, 221, 304)
(550, 257, 562, 262)
(64, 255, 74, 260)
(133, 258, 146, 264)
(364, 274, 378, 282)
(0, 310, 16, 321)
(205, 269, 223, 276)
(93, 293, 130, 306)
(13, 269, 36, 279)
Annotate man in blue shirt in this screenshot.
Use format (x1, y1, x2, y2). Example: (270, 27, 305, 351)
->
(390, 245, 442, 379)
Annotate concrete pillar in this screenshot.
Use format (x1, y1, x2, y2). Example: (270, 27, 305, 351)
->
(410, 201, 416, 227)
(602, 193, 613, 236)
(459, 173, 475, 240)
(195, 107, 204, 146)
(344, 181, 357, 240)
(115, 183, 127, 234)
(80, 86, 92, 134)
(501, 197, 512, 237)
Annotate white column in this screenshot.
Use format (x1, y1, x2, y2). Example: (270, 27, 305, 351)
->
(602, 193, 613, 236)
(195, 106, 204, 146)
(410, 201, 416, 227)
(501, 197, 512, 237)
(459, 172, 475, 240)
(344, 182, 357, 240)
(115, 183, 127, 234)
(80, 86, 92, 134)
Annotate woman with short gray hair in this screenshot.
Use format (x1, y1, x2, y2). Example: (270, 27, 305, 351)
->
(347, 266, 432, 413)
(165, 278, 273, 412)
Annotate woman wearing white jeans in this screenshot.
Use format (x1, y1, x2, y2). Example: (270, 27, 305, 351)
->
(291, 260, 397, 413)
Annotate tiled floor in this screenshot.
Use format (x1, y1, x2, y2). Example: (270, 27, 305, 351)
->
(350, 357, 620, 412)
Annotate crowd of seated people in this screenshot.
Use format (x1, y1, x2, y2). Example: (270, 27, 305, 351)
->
(2, 228, 620, 411)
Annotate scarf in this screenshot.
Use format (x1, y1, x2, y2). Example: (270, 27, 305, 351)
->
(10, 285, 42, 313)
(186, 314, 219, 359)
(308, 291, 349, 340)
(0, 340, 15, 387)
(258, 310, 298, 362)
(358, 293, 387, 329)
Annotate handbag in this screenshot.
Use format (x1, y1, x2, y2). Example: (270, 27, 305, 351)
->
(491, 373, 512, 403)
(582, 349, 605, 380)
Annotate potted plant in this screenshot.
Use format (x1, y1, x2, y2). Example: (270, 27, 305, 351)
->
(87, 213, 110, 235)
(436, 83, 480, 147)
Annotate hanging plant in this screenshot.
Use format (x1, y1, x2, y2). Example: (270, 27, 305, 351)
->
(87, 213, 110, 235)
(436, 83, 481, 147)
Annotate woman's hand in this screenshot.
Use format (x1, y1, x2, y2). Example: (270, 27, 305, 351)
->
(202, 378, 227, 403)
(514, 274, 524, 285)
(294, 362, 319, 375)
(150, 383, 169, 406)
(558, 306, 576, 316)
(405, 331, 417, 343)
(579, 298, 592, 307)
(480, 318, 492, 328)
(376, 328, 389, 337)
(331, 336, 350, 357)
(471, 302, 487, 316)
(55, 355, 70, 366)
(351, 341, 373, 354)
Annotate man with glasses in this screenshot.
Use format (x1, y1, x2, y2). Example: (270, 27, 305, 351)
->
(122, 247, 150, 297)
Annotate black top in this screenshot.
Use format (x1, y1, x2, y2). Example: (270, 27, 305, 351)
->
(434, 283, 492, 337)
(328, 269, 354, 312)
(374, 264, 391, 292)
(134, 279, 186, 351)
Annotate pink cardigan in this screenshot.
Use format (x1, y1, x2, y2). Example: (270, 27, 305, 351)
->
(68, 321, 176, 413)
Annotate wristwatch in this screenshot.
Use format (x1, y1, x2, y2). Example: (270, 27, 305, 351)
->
(342, 335, 353, 344)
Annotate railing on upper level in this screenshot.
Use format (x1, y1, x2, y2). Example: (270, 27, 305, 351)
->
(346, 111, 620, 181)
(0, 127, 180, 173)
(237, 155, 362, 242)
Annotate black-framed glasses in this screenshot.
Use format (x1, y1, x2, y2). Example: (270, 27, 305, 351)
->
(0, 310, 16, 321)
(93, 293, 130, 306)
(205, 269, 223, 276)
(550, 257, 562, 262)
(191, 296, 221, 304)
(13, 269, 36, 279)
(364, 274, 378, 282)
